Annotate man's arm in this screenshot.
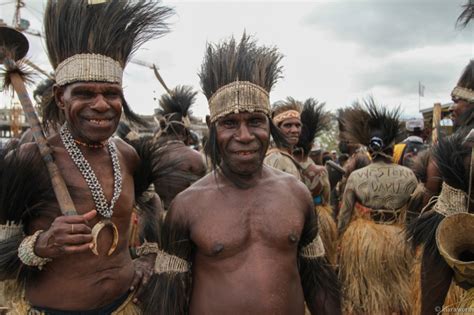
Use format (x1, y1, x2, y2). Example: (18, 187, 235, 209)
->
(420, 248, 453, 315)
(337, 174, 356, 235)
(423, 158, 443, 207)
(299, 189, 341, 315)
(138, 195, 193, 314)
(0, 144, 94, 280)
(130, 190, 164, 303)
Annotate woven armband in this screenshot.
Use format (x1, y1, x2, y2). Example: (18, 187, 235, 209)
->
(432, 182, 468, 217)
(136, 241, 159, 256)
(155, 250, 190, 275)
(18, 230, 52, 270)
(300, 234, 325, 259)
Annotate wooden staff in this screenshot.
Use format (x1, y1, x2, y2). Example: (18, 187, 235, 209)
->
(0, 27, 77, 217)
(432, 102, 442, 144)
(152, 64, 173, 95)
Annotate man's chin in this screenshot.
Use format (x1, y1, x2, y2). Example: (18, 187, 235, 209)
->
(223, 163, 262, 177)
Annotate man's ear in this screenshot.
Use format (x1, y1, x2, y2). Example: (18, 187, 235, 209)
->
(53, 85, 65, 109)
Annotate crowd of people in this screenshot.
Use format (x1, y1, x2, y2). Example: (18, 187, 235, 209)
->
(0, 0, 473, 314)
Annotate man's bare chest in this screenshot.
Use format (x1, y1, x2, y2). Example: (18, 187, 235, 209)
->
(190, 202, 305, 257)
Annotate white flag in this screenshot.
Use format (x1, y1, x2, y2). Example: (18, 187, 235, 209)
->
(418, 82, 425, 97)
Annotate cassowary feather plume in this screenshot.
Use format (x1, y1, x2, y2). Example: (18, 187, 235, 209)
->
(341, 97, 402, 153)
(297, 98, 330, 156)
(157, 85, 197, 121)
(199, 32, 283, 100)
(42, 0, 174, 129)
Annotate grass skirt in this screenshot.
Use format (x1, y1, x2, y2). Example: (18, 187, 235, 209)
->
(316, 205, 338, 266)
(339, 218, 413, 314)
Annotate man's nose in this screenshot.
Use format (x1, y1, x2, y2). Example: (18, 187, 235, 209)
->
(235, 124, 254, 142)
(91, 94, 110, 112)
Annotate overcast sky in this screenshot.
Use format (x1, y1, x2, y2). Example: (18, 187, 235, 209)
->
(1, 0, 472, 120)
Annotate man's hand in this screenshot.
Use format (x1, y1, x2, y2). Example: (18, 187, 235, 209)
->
(130, 254, 156, 304)
(35, 210, 97, 259)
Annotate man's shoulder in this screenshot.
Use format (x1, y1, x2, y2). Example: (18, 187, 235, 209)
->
(112, 137, 139, 163)
(348, 164, 369, 176)
(175, 173, 214, 198)
(263, 166, 307, 192)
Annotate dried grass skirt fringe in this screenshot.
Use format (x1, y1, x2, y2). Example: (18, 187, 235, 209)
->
(339, 218, 413, 314)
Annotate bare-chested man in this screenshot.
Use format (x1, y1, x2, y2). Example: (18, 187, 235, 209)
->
(0, 1, 173, 312)
(153, 34, 341, 315)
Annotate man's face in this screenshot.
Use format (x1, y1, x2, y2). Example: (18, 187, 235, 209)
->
(279, 117, 302, 147)
(216, 111, 270, 176)
(56, 82, 123, 144)
(450, 98, 471, 127)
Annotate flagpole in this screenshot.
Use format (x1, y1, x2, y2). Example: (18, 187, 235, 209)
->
(418, 81, 421, 112)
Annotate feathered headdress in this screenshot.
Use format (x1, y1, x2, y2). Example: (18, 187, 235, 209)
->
(42, 0, 174, 128)
(157, 85, 196, 129)
(452, 60, 474, 104)
(296, 98, 330, 156)
(271, 97, 302, 126)
(199, 33, 283, 123)
(341, 97, 402, 157)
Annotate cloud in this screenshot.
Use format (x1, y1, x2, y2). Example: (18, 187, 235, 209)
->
(352, 42, 472, 97)
(304, 0, 472, 56)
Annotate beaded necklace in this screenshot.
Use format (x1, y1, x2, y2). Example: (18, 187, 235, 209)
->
(74, 138, 106, 149)
(59, 123, 122, 218)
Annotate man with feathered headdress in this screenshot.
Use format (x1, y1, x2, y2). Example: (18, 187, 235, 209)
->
(149, 33, 341, 314)
(407, 60, 474, 313)
(0, 0, 174, 312)
(153, 85, 207, 209)
(264, 97, 304, 179)
(337, 98, 418, 314)
(292, 100, 338, 266)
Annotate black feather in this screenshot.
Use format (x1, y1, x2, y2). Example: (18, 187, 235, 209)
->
(0, 145, 58, 287)
(432, 129, 471, 191)
(140, 220, 192, 314)
(42, 0, 173, 128)
(44, 0, 173, 69)
(297, 99, 330, 156)
(199, 32, 283, 100)
(457, 0, 474, 28)
(406, 210, 445, 260)
(342, 97, 402, 151)
(157, 85, 196, 119)
(298, 211, 341, 312)
(1, 59, 36, 92)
